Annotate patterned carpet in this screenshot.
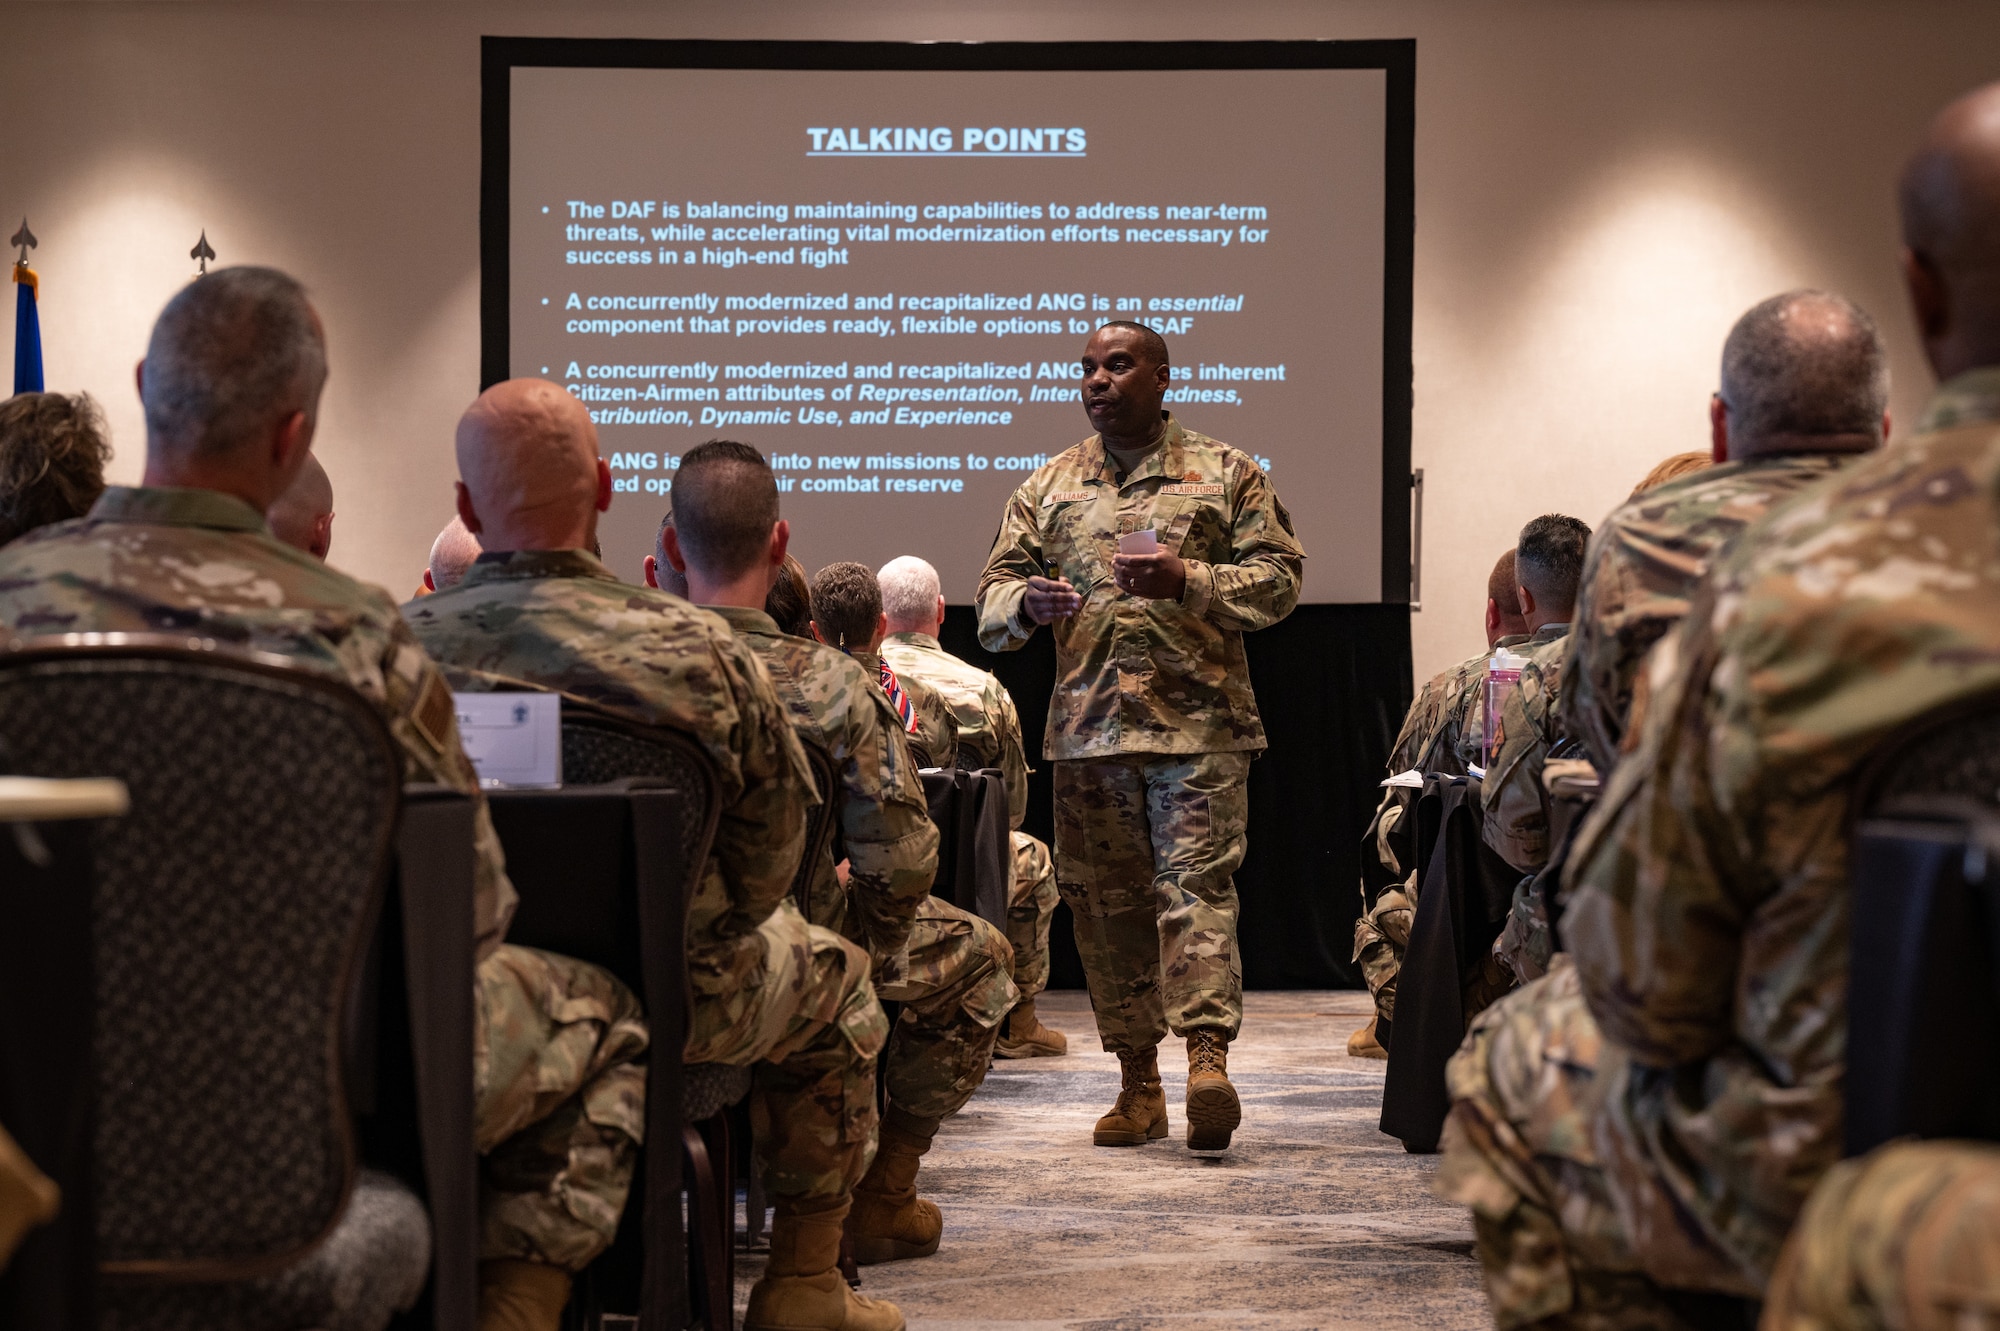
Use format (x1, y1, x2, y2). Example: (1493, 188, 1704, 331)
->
(736, 989, 1489, 1330)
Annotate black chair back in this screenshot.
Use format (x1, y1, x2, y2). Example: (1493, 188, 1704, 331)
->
(0, 636, 400, 1283)
(1847, 688, 2000, 1155)
(921, 767, 1010, 933)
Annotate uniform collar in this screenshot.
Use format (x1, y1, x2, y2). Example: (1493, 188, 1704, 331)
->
(458, 549, 615, 587)
(885, 630, 945, 653)
(1918, 366, 2000, 434)
(1085, 413, 1186, 488)
(707, 604, 781, 637)
(1528, 622, 1570, 644)
(1493, 633, 1530, 648)
(88, 485, 269, 533)
(850, 649, 882, 673)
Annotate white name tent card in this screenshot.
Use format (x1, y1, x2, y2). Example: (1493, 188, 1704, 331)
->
(454, 692, 562, 789)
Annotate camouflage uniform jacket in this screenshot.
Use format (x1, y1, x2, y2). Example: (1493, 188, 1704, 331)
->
(707, 605, 940, 969)
(1562, 367, 2000, 1289)
(974, 414, 1304, 760)
(1392, 634, 1531, 779)
(1560, 453, 1852, 769)
(881, 630, 1032, 828)
(853, 647, 957, 770)
(0, 486, 516, 958)
(1479, 623, 1571, 873)
(401, 549, 814, 998)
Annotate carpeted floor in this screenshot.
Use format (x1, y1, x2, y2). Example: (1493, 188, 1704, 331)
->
(736, 989, 1489, 1330)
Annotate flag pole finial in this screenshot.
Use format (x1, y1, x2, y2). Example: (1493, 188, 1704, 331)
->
(10, 219, 35, 268)
(190, 230, 216, 276)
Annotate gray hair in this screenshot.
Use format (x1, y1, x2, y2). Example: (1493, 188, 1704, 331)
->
(427, 515, 481, 591)
(142, 266, 327, 460)
(1719, 290, 1888, 449)
(878, 555, 942, 625)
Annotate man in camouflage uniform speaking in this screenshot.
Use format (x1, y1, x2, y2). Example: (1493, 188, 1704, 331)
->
(878, 553, 1070, 1059)
(1560, 290, 1888, 778)
(404, 389, 901, 1331)
(0, 271, 647, 1331)
(975, 321, 1303, 1153)
(659, 443, 1016, 1277)
(1432, 88, 1996, 1324)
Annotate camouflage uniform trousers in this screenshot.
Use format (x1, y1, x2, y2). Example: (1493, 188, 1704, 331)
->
(474, 944, 649, 1271)
(1765, 1140, 2000, 1331)
(1436, 960, 1693, 1330)
(1008, 831, 1060, 1001)
(1353, 872, 1417, 1022)
(1053, 750, 1250, 1053)
(878, 896, 1019, 1120)
(684, 900, 890, 1204)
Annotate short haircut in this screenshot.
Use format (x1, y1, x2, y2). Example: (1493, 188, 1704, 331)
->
(142, 266, 327, 460)
(878, 555, 942, 625)
(810, 561, 881, 652)
(765, 554, 814, 637)
(671, 439, 779, 577)
(0, 391, 112, 546)
(1516, 514, 1591, 618)
(1632, 451, 1713, 497)
(1486, 549, 1522, 619)
(1719, 290, 1888, 448)
(1096, 320, 1169, 366)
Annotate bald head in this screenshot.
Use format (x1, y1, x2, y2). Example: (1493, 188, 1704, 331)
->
(267, 452, 335, 560)
(453, 379, 608, 553)
(1901, 83, 2000, 378)
(426, 515, 482, 592)
(1718, 291, 1888, 457)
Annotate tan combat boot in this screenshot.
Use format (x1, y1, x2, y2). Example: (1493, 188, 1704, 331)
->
(477, 1259, 572, 1331)
(1347, 1016, 1388, 1060)
(1092, 1047, 1168, 1146)
(1185, 1029, 1242, 1151)
(994, 997, 1069, 1059)
(846, 1107, 944, 1264)
(745, 1196, 906, 1331)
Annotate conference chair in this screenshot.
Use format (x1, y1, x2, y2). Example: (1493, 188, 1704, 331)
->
(0, 636, 452, 1331)
(1847, 687, 2000, 1156)
(919, 766, 1012, 933)
(487, 698, 724, 1331)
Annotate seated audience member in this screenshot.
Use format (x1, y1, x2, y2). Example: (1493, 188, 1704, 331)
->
(641, 508, 689, 599)
(267, 451, 334, 560)
(877, 554, 1067, 1059)
(766, 552, 814, 636)
(659, 443, 1016, 1279)
(1438, 81, 2000, 1324)
(0, 269, 644, 1331)
(0, 389, 111, 546)
(1480, 514, 1589, 985)
(1763, 1140, 2000, 1330)
(1562, 291, 1889, 773)
(1629, 450, 1713, 497)
(1350, 549, 1530, 1058)
(403, 390, 897, 1331)
(419, 514, 480, 594)
(810, 560, 958, 768)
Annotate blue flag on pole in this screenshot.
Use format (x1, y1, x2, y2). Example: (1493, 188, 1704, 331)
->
(12, 263, 42, 395)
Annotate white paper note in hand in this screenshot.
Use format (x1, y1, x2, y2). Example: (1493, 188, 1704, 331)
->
(1118, 528, 1160, 556)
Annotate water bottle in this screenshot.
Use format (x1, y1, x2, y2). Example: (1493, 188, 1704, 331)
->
(1483, 646, 1527, 769)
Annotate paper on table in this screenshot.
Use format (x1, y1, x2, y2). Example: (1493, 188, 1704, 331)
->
(1379, 769, 1424, 789)
(1118, 528, 1159, 555)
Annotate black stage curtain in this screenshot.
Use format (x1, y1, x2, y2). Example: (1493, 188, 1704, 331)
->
(939, 602, 1412, 990)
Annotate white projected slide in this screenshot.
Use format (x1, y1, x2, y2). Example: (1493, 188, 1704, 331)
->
(495, 45, 1411, 602)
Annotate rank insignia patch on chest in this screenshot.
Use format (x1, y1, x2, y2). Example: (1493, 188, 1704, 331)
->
(1043, 490, 1093, 506)
(1159, 483, 1224, 496)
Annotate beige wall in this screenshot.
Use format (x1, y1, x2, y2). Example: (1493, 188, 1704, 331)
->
(0, 1, 1991, 679)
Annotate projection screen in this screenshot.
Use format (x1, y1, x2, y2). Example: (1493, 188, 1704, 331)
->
(483, 40, 1415, 603)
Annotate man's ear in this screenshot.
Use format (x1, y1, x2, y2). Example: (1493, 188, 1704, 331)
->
(1903, 245, 1950, 343)
(454, 481, 483, 536)
(934, 593, 947, 633)
(312, 513, 335, 561)
(1880, 408, 1893, 446)
(770, 518, 791, 567)
(643, 553, 660, 588)
(873, 610, 889, 649)
(662, 526, 689, 574)
(1516, 581, 1540, 621)
(421, 568, 436, 592)
(1484, 597, 1502, 643)
(1710, 395, 1729, 464)
(594, 457, 613, 513)
(272, 411, 313, 480)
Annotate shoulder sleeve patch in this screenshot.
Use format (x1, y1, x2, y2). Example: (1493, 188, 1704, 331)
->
(411, 667, 456, 756)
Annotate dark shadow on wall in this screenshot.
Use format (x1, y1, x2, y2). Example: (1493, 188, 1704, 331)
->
(940, 602, 1411, 991)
